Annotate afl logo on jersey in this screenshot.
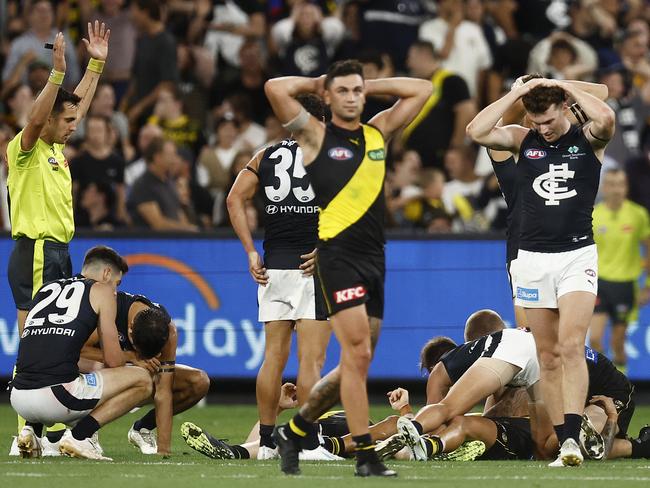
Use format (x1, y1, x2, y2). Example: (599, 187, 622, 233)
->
(525, 149, 546, 159)
(328, 147, 354, 160)
(265, 205, 278, 215)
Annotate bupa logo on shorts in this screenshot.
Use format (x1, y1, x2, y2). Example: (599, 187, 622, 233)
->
(525, 149, 546, 159)
(84, 373, 98, 387)
(328, 147, 354, 160)
(367, 148, 385, 161)
(334, 286, 366, 304)
(585, 269, 596, 278)
(265, 205, 278, 215)
(516, 287, 539, 302)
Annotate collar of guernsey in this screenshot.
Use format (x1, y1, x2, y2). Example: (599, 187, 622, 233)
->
(6, 130, 74, 242)
(318, 124, 386, 240)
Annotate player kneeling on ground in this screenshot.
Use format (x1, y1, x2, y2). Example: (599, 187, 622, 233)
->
(10, 246, 168, 460)
(81, 291, 210, 455)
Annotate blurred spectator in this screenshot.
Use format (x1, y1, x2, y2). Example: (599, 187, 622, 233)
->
(474, 172, 509, 231)
(197, 114, 241, 224)
(210, 39, 271, 125)
(88, 0, 137, 103)
(191, 0, 266, 76)
(147, 86, 205, 157)
(513, 0, 558, 40)
(1, 50, 38, 99)
(263, 113, 289, 146)
(334, 0, 364, 61)
(442, 146, 486, 231)
(359, 50, 395, 122)
(618, 29, 650, 90)
(127, 137, 198, 231)
(358, 0, 429, 73)
(1, 84, 33, 133)
(566, 0, 617, 55)
(528, 31, 598, 80)
(599, 65, 650, 166)
(627, 146, 650, 214)
(419, 0, 493, 97)
(123, 0, 179, 126)
(177, 43, 215, 123)
(2, 0, 80, 88)
(0, 123, 14, 230)
(545, 38, 582, 80)
(386, 150, 424, 226)
(124, 123, 163, 187)
(26, 60, 51, 94)
(404, 41, 476, 170)
(270, 2, 344, 76)
(75, 181, 123, 231)
(70, 114, 128, 224)
(175, 147, 214, 229)
(403, 168, 452, 232)
(227, 94, 266, 150)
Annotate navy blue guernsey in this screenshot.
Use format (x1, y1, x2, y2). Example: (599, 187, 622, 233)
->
(585, 346, 634, 402)
(116, 291, 171, 352)
(257, 138, 318, 269)
(518, 125, 601, 252)
(13, 275, 98, 389)
(489, 151, 520, 264)
(441, 331, 503, 382)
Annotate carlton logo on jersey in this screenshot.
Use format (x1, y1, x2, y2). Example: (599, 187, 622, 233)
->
(532, 163, 577, 206)
(334, 285, 367, 304)
(328, 147, 354, 160)
(525, 149, 547, 159)
(265, 204, 319, 215)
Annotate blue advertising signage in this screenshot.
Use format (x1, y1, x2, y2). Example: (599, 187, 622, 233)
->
(1, 237, 648, 380)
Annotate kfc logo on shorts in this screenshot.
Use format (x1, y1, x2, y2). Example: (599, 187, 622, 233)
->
(524, 149, 547, 159)
(334, 286, 366, 304)
(585, 269, 596, 278)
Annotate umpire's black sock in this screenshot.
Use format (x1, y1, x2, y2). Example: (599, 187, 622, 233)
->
(71, 415, 100, 441)
(564, 414, 582, 444)
(259, 424, 276, 449)
(133, 409, 157, 431)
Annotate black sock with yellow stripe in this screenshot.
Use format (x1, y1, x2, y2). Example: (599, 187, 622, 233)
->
(288, 413, 317, 442)
(322, 436, 346, 456)
(423, 436, 443, 458)
(353, 433, 377, 464)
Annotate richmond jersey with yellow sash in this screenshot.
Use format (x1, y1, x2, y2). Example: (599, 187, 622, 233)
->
(593, 199, 650, 282)
(6, 130, 74, 242)
(306, 122, 386, 255)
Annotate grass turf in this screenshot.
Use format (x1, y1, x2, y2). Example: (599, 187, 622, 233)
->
(2, 403, 650, 488)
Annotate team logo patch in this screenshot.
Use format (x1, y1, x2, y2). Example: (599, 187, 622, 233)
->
(367, 148, 385, 161)
(568, 145, 579, 154)
(334, 286, 366, 304)
(524, 149, 546, 159)
(585, 269, 596, 278)
(47, 157, 59, 166)
(516, 287, 539, 302)
(84, 373, 98, 387)
(265, 205, 278, 215)
(328, 147, 354, 160)
(532, 163, 577, 206)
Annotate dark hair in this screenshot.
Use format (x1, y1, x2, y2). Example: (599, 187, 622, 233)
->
(325, 60, 364, 89)
(420, 336, 456, 373)
(134, 0, 162, 20)
(410, 40, 437, 59)
(550, 39, 577, 62)
(82, 245, 129, 274)
(522, 85, 567, 114)
(52, 88, 81, 115)
(521, 73, 543, 84)
(131, 308, 170, 359)
(296, 93, 326, 120)
(143, 137, 168, 164)
(464, 309, 505, 342)
(357, 49, 384, 70)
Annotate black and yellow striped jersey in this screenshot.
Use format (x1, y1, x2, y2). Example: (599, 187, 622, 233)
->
(306, 123, 386, 255)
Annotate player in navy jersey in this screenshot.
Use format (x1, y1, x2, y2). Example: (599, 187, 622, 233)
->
(227, 94, 333, 460)
(10, 246, 169, 460)
(467, 77, 615, 467)
(80, 291, 209, 456)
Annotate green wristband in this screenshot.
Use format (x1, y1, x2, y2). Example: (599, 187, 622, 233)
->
(48, 69, 65, 85)
(87, 58, 105, 74)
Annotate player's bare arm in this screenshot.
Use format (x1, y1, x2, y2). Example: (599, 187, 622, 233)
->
(264, 76, 326, 165)
(90, 283, 125, 368)
(226, 149, 268, 285)
(74, 21, 111, 123)
(154, 324, 177, 455)
(366, 77, 432, 141)
(20, 33, 66, 152)
(425, 363, 452, 405)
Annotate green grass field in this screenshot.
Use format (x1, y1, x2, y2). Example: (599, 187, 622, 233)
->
(2, 403, 650, 488)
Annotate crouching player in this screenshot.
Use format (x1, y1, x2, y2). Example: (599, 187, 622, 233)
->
(10, 247, 169, 460)
(81, 291, 210, 455)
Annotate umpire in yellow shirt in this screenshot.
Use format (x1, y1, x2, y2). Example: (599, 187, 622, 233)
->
(6, 23, 110, 334)
(590, 167, 650, 369)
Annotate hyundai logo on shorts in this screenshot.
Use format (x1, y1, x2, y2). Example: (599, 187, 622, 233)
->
(265, 205, 278, 214)
(524, 149, 547, 159)
(328, 147, 354, 160)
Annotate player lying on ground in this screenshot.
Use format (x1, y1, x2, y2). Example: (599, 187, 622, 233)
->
(10, 246, 169, 460)
(80, 291, 210, 455)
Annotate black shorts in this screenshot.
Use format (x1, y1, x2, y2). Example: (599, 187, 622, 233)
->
(479, 417, 533, 460)
(315, 245, 385, 319)
(594, 279, 635, 325)
(8, 238, 72, 310)
(613, 386, 635, 438)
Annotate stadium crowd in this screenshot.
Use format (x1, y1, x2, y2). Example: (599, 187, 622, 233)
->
(1, 0, 650, 233)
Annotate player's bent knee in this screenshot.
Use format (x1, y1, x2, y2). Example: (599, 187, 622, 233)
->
(190, 370, 210, 399)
